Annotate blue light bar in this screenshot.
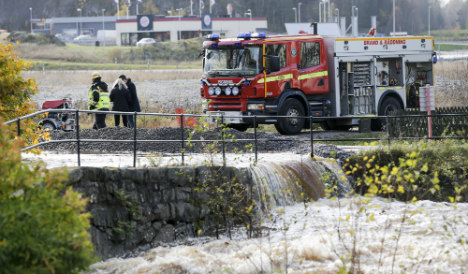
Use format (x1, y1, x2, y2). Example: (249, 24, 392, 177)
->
(251, 32, 266, 39)
(206, 34, 220, 41)
(237, 33, 251, 39)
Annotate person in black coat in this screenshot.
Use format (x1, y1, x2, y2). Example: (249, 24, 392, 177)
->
(110, 78, 132, 127)
(119, 74, 141, 128)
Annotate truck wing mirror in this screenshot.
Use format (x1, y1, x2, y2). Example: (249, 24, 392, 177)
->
(265, 55, 281, 74)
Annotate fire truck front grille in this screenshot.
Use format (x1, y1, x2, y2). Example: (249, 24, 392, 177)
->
(211, 99, 242, 111)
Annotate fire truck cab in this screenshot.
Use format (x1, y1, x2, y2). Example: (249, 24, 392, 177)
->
(201, 33, 435, 134)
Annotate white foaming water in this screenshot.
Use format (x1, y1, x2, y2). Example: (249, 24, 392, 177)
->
(88, 197, 468, 274)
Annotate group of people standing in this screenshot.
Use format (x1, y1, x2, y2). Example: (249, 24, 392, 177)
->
(88, 72, 141, 129)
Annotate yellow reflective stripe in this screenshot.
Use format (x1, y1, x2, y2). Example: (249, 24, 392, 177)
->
(258, 73, 293, 84)
(298, 71, 328, 80)
(350, 114, 377, 117)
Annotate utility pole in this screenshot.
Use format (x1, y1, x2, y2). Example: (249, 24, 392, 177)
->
(428, 5, 431, 36)
(102, 9, 106, 46)
(29, 7, 33, 33)
(77, 8, 82, 35)
(292, 7, 297, 23)
(245, 9, 252, 21)
(393, 0, 395, 34)
(177, 8, 183, 40)
(298, 2, 302, 23)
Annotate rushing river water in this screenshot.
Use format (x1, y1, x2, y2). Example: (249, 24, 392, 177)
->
(83, 156, 468, 274)
(88, 198, 468, 274)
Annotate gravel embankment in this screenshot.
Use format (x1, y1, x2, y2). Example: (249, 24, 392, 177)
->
(42, 127, 351, 161)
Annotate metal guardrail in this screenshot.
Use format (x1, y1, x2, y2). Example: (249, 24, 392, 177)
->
(5, 109, 468, 167)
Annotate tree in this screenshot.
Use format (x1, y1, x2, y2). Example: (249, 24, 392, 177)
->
(0, 42, 95, 274)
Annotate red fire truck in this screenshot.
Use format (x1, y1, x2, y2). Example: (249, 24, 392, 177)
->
(200, 32, 436, 134)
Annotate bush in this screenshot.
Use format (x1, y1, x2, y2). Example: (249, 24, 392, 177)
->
(344, 141, 468, 202)
(0, 41, 95, 274)
(8, 32, 65, 46)
(0, 123, 95, 274)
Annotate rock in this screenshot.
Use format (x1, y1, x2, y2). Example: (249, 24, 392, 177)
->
(167, 167, 195, 186)
(175, 201, 199, 222)
(153, 203, 171, 220)
(67, 168, 83, 184)
(153, 224, 175, 243)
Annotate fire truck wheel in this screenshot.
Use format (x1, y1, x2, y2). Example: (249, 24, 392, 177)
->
(275, 98, 305, 135)
(229, 124, 249, 132)
(372, 96, 403, 131)
(42, 122, 56, 131)
(379, 97, 402, 116)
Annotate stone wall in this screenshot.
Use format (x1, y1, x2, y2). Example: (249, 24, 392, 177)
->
(67, 166, 251, 259)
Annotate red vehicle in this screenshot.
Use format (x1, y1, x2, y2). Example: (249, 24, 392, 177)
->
(201, 32, 435, 134)
(39, 98, 76, 131)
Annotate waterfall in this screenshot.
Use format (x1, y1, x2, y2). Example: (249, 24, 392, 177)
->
(249, 157, 350, 211)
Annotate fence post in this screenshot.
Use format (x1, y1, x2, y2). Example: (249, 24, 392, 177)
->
(75, 110, 81, 167)
(133, 112, 137, 168)
(310, 116, 314, 158)
(426, 84, 433, 139)
(180, 113, 185, 166)
(386, 116, 391, 149)
(221, 114, 226, 167)
(254, 115, 258, 162)
(16, 118, 21, 137)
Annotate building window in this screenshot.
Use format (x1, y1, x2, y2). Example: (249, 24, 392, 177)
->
(300, 42, 320, 69)
(265, 44, 287, 69)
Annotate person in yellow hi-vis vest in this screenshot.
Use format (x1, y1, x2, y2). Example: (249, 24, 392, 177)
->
(88, 72, 110, 129)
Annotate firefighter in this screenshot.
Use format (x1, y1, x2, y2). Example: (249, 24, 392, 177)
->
(88, 72, 110, 129)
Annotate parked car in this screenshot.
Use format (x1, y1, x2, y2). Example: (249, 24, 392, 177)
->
(136, 38, 156, 47)
(74, 34, 94, 41)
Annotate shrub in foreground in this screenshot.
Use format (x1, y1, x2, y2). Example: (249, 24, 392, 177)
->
(0, 123, 95, 274)
(344, 141, 468, 202)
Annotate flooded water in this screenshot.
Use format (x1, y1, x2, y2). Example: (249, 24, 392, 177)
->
(62, 154, 464, 274)
(25, 151, 467, 273)
(87, 197, 468, 274)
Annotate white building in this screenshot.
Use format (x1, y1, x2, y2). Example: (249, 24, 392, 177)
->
(117, 16, 267, 46)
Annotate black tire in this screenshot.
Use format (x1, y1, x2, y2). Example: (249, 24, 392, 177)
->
(275, 98, 305, 135)
(229, 124, 249, 132)
(372, 96, 403, 131)
(379, 96, 402, 116)
(42, 121, 56, 131)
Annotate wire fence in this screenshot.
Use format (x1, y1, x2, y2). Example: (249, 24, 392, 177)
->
(4, 109, 468, 167)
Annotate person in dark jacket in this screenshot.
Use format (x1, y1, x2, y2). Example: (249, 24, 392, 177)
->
(119, 74, 141, 128)
(109, 78, 132, 127)
(88, 72, 110, 129)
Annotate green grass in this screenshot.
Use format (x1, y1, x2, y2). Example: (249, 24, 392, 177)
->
(429, 29, 468, 41)
(435, 43, 468, 51)
(314, 131, 387, 146)
(28, 59, 200, 70)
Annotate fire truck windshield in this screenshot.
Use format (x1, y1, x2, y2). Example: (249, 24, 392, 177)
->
(204, 46, 261, 77)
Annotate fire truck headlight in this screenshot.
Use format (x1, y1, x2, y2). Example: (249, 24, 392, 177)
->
(208, 87, 215, 95)
(225, 87, 232, 95)
(232, 87, 240, 96)
(215, 87, 222, 95)
(247, 104, 264, 111)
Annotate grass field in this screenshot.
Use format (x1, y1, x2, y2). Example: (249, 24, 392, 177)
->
(435, 43, 468, 51)
(29, 59, 200, 70)
(12, 38, 203, 70)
